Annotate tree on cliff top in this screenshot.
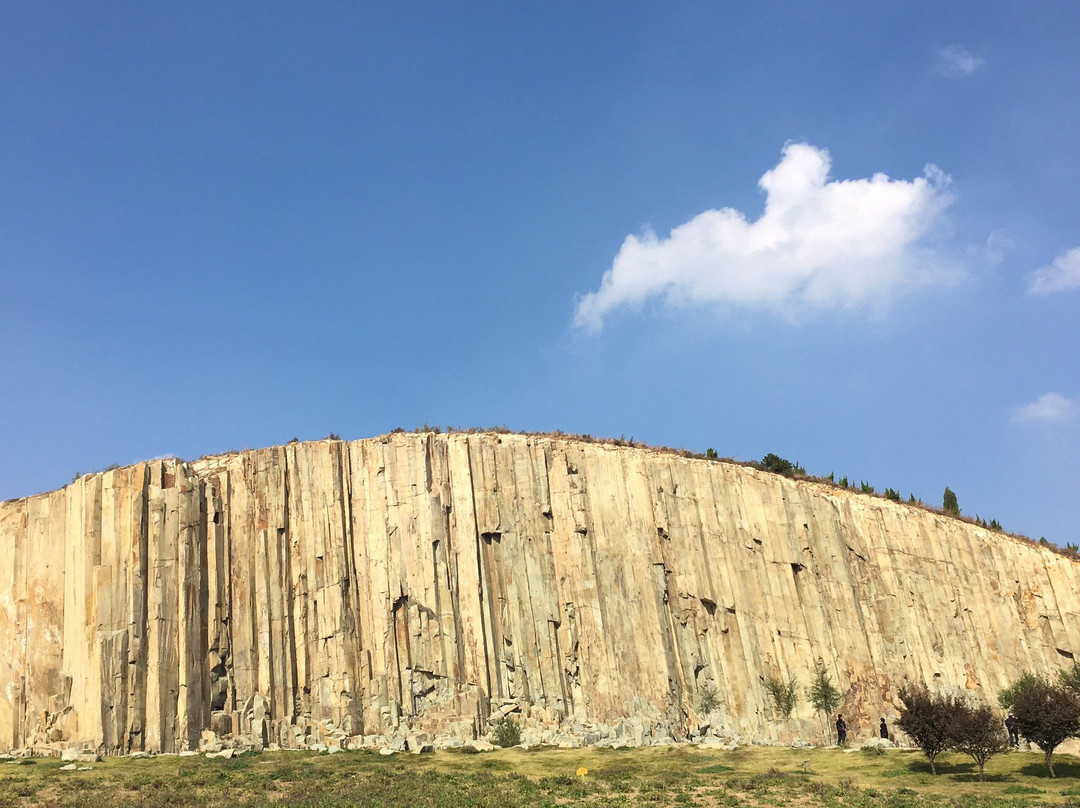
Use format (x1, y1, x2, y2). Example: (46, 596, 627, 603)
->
(896, 684, 963, 774)
(760, 453, 805, 477)
(943, 486, 960, 515)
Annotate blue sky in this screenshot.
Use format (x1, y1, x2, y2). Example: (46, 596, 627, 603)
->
(2, 3, 1078, 544)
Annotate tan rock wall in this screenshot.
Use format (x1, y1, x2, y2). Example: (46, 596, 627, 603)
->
(1, 432, 1077, 752)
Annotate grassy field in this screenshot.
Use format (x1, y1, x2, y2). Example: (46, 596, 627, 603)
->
(3, 744, 1080, 807)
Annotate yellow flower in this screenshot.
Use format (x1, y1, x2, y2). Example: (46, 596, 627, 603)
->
(576, 766, 588, 778)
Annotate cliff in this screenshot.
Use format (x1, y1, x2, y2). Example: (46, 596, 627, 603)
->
(0, 432, 1077, 754)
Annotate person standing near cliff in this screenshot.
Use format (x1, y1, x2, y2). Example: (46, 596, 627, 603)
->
(879, 717, 889, 740)
(836, 715, 847, 746)
(1005, 714, 1019, 747)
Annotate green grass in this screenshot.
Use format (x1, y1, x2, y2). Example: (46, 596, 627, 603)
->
(2, 745, 1080, 806)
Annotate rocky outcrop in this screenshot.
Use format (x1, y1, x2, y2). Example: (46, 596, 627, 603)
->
(1, 432, 1077, 754)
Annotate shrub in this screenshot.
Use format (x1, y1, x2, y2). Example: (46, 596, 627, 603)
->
(896, 684, 963, 774)
(838, 476, 849, 488)
(943, 486, 960, 515)
(1060, 662, 1080, 695)
(705, 448, 718, 459)
(761, 454, 804, 476)
(699, 684, 721, 713)
(764, 675, 799, 719)
(883, 488, 900, 501)
(859, 481, 874, 494)
(491, 716, 522, 747)
(999, 671, 1040, 711)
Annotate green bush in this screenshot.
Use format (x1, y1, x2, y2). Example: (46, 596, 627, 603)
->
(760, 453, 804, 476)
(699, 684, 721, 713)
(999, 671, 1040, 710)
(1058, 661, 1080, 696)
(883, 488, 900, 501)
(491, 716, 522, 747)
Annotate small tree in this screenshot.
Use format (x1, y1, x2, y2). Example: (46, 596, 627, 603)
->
(943, 487, 960, 515)
(808, 661, 842, 741)
(764, 674, 800, 719)
(896, 684, 962, 774)
(491, 715, 522, 747)
(951, 702, 1010, 780)
(705, 448, 718, 459)
(1011, 676, 1080, 777)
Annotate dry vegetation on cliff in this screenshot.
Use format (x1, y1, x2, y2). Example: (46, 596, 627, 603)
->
(423, 426, 1074, 559)
(3, 746, 1080, 807)
(51, 426, 1069, 559)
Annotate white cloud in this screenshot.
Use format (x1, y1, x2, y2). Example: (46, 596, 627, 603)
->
(574, 143, 956, 332)
(1014, 393, 1077, 426)
(1027, 247, 1080, 295)
(983, 230, 1013, 267)
(938, 45, 984, 77)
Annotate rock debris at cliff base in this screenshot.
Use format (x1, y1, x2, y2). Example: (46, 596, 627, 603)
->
(0, 432, 1076, 755)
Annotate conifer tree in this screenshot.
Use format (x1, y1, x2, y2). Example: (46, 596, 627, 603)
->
(943, 487, 960, 515)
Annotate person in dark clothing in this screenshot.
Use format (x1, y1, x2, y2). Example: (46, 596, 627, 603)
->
(836, 715, 847, 746)
(879, 718, 889, 739)
(1005, 714, 1020, 747)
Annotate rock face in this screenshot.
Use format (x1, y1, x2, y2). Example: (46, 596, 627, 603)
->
(1, 432, 1078, 754)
